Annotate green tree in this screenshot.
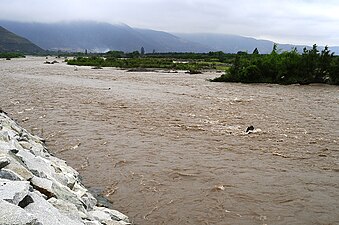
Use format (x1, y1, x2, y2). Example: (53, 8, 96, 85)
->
(329, 57, 339, 84)
(126, 51, 140, 58)
(229, 55, 242, 80)
(241, 64, 262, 82)
(106, 50, 124, 58)
(316, 46, 334, 82)
(277, 49, 301, 84)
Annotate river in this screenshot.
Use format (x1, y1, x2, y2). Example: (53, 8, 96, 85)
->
(1, 57, 338, 224)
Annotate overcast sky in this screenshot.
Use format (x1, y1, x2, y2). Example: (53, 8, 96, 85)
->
(1, 0, 338, 46)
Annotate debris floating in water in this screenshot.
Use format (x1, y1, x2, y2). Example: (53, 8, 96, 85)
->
(212, 185, 225, 191)
(246, 125, 255, 133)
(245, 125, 262, 134)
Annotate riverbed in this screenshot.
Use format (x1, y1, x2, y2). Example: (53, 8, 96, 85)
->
(1, 57, 338, 224)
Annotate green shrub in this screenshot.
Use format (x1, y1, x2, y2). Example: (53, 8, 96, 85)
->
(212, 44, 339, 85)
(0, 52, 25, 59)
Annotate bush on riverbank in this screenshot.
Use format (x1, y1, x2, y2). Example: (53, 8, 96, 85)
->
(65, 50, 235, 72)
(212, 44, 339, 85)
(66, 55, 223, 71)
(0, 52, 25, 59)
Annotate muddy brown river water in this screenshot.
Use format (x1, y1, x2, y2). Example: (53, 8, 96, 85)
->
(1, 57, 339, 225)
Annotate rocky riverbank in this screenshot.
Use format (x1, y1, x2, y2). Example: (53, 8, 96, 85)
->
(0, 110, 130, 225)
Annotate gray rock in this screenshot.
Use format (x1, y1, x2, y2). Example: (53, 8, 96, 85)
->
(104, 220, 131, 225)
(0, 156, 10, 169)
(19, 140, 48, 158)
(18, 141, 34, 151)
(97, 207, 129, 223)
(0, 142, 12, 152)
(30, 176, 55, 198)
(84, 221, 102, 225)
(16, 146, 38, 162)
(9, 148, 19, 154)
(81, 192, 98, 211)
(0, 168, 23, 180)
(18, 194, 35, 208)
(48, 197, 87, 221)
(18, 132, 30, 142)
(3, 153, 34, 180)
(25, 191, 84, 225)
(0, 130, 11, 142)
(19, 153, 54, 178)
(73, 183, 97, 211)
(51, 181, 90, 218)
(50, 156, 79, 188)
(0, 199, 39, 225)
(89, 207, 129, 224)
(9, 138, 26, 152)
(31, 175, 88, 214)
(88, 210, 111, 222)
(31, 175, 87, 214)
(0, 179, 30, 205)
(10, 121, 24, 134)
(0, 138, 24, 154)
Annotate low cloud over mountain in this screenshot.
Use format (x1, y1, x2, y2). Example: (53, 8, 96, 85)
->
(1, 20, 338, 54)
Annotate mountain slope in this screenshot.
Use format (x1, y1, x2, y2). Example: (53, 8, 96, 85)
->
(176, 33, 303, 54)
(0, 21, 210, 53)
(134, 28, 211, 52)
(0, 26, 44, 53)
(176, 33, 339, 54)
(1, 20, 338, 54)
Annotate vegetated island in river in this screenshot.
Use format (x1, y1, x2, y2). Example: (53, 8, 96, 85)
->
(211, 44, 339, 85)
(66, 51, 232, 74)
(65, 44, 339, 85)
(0, 52, 25, 59)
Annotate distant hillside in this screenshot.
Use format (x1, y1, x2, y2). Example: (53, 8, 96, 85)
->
(0, 21, 210, 53)
(0, 26, 44, 53)
(176, 33, 339, 55)
(330, 46, 339, 54)
(1, 20, 338, 54)
(176, 33, 308, 54)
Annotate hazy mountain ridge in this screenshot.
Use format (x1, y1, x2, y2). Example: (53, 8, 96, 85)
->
(0, 20, 338, 54)
(0, 21, 210, 53)
(176, 33, 339, 54)
(0, 26, 44, 53)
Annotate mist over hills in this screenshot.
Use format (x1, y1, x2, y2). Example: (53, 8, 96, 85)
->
(178, 33, 338, 54)
(0, 21, 210, 53)
(0, 20, 338, 54)
(176, 33, 309, 54)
